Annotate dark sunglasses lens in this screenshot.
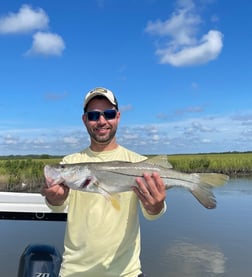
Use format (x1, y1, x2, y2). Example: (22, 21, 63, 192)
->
(87, 110, 117, 121)
(104, 110, 117, 119)
(87, 111, 100, 121)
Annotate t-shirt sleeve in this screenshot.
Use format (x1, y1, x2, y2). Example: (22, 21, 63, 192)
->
(140, 200, 167, 220)
(45, 193, 69, 212)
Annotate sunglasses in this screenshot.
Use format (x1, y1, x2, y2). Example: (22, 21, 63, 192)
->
(85, 109, 117, 121)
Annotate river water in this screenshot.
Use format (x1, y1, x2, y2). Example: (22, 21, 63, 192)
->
(1, 177, 252, 276)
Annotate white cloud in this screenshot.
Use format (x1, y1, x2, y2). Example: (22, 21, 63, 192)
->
(1, 112, 252, 155)
(63, 136, 80, 145)
(157, 30, 223, 66)
(26, 31, 65, 56)
(146, 1, 200, 45)
(0, 5, 48, 34)
(3, 134, 19, 145)
(0, 5, 65, 57)
(145, 0, 223, 67)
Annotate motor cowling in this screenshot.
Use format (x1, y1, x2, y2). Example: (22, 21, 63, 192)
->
(17, 244, 62, 277)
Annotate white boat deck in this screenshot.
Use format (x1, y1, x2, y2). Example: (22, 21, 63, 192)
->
(0, 192, 51, 212)
(0, 192, 67, 220)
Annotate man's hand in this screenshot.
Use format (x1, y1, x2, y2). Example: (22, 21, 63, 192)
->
(41, 183, 69, 206)
(132, 172, 166, 215)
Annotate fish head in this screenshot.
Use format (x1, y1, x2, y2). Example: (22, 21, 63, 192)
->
(44, 164, 101, 193)
(44, 165, 64, 186)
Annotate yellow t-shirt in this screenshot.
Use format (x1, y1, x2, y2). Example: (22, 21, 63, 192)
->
(47, 145, 166, 277)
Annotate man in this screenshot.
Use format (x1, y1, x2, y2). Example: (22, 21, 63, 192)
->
(42, 87, 167, 277)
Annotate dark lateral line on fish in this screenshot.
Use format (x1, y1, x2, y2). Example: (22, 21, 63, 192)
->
(105, 171, 202, 184)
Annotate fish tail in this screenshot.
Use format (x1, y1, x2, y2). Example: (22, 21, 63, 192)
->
(189, 173, 228, 209)
(189, 182, 216, 209)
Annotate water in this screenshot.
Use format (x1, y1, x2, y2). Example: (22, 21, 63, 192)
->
(1, 177, 252, 276)
(140, 177, 252, 277)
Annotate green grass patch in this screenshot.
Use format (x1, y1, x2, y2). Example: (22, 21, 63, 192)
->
(167, 152, 252, 175)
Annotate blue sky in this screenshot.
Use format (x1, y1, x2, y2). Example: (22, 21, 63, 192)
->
(0, 0, 252, 156)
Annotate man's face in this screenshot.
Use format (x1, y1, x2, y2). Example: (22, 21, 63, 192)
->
(83, 97, 120, 146)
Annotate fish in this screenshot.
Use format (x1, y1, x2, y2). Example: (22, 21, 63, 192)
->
(44, 155, 229, 210)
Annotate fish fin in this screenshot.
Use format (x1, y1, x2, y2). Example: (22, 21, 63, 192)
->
(189, 181, 217, 209)
(95, 182, 121, 211)
(109, 194, 121, 211)
(198, 173, 229, 187)
(146, 155, 173, 169)
(188, 173, 229, 209)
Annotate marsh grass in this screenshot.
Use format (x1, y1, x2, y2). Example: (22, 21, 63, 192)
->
(0, 158, 61, 193)
(167, 152, 252, 176)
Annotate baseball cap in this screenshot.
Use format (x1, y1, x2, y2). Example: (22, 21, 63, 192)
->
(84, 87, 118, 112)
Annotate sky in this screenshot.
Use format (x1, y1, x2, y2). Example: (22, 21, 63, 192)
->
(0, 0, 252, 156)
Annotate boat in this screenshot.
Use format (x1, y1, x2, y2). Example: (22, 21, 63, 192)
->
(0, 191, 67, 221)
(0, 191, 66, 276)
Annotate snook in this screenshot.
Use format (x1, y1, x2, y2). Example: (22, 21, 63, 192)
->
(44, 156, 229, 210)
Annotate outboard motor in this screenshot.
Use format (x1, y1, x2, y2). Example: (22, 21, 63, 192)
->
(17, 244, 62, 277)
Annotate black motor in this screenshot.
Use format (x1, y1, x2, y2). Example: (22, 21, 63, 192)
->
(17, 244, 62, 277)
